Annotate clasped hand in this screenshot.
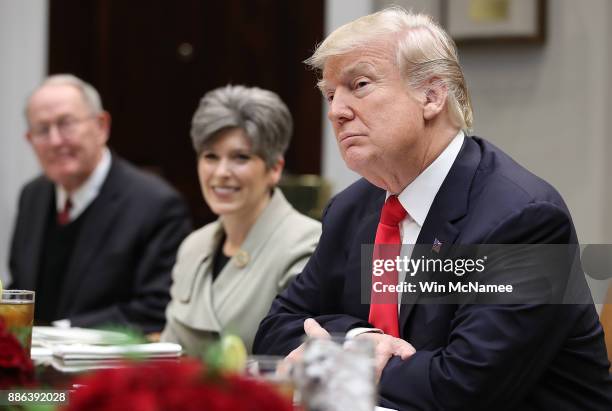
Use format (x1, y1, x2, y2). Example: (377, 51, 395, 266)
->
(282, 318, 416, 382)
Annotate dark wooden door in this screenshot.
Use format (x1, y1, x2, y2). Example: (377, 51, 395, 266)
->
(48, 0, 323, 226)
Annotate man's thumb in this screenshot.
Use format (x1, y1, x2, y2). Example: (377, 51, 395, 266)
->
(304, 318, 330, 338)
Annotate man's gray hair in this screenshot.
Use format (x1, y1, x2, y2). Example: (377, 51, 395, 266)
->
(25, 74, 104, 122)
(306, 7, 473, 131)
(191, 85, 293, 168)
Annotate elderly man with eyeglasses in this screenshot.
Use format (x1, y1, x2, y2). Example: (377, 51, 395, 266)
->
(8, 74, 192, 333)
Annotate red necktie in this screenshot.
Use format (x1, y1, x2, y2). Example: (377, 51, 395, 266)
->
(368, 195, 406, 337)
(57, 197, 73, 225)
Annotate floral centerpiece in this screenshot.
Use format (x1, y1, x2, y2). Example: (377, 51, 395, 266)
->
(0, 317, 35, 388)
(62, 359, 293, 411)
(1, 313, 291, 411)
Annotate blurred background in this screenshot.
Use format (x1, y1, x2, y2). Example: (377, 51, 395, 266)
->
(2, 0, 611, 305)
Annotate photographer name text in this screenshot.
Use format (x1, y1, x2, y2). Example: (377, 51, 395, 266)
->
(373, 281, 513, 294)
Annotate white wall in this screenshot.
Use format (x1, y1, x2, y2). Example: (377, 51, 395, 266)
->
(0, 0, 47, 283)
(462, 0, 611, 244)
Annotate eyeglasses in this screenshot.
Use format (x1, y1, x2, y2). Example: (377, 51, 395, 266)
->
(29, 115, 95, 143)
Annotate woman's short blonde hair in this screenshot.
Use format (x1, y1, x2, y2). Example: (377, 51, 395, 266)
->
(306, 7, 473, 131)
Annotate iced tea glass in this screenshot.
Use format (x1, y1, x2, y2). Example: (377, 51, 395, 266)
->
(0, 290, 35, 351)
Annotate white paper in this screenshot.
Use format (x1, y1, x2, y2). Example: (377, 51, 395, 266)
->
(52, 342, 182, 360)
(32, 326, 132, 346)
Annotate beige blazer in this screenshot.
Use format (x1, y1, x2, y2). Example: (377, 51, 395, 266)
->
(161, 189, 321, 354)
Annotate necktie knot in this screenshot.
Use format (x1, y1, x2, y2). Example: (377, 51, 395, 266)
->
(380, 195, 406, 226)
(57, 197, 73, 225)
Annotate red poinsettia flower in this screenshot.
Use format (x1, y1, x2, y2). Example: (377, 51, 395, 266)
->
(63, 359, 294, 411)
(0, 318, 35, 388)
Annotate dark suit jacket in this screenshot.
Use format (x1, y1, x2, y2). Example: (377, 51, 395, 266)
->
(253, 137, 612, 410)
(9, 155, 192, 333)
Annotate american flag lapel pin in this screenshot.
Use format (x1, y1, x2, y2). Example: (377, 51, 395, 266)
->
(432, 238, 443, 253)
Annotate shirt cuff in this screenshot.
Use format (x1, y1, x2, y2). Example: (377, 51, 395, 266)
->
(52, 319, 71, 328)
(346, 327, 383, 339)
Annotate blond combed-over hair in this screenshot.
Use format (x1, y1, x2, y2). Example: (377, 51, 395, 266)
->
(306, 7, 473, 131)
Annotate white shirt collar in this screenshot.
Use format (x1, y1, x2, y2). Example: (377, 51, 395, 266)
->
(56, 148, 112, 221)
(393, 131, 465, 227)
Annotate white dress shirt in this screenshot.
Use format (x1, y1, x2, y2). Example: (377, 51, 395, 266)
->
(395, 131, 465, 247)
(347, 131, 465, 338)
(55, 148, 112, 222)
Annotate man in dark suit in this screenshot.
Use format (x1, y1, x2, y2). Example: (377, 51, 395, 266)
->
(253, 8, 612, 410)
(9, 74, 191, 333)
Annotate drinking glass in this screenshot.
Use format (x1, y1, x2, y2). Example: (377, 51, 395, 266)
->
(0, 290, 35, 351)
(294, 336, 375, 411)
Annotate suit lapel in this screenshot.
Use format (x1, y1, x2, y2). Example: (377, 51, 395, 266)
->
(21, 181, 53, 290)
(357, 202, 384, 317)
(212, 189, 292, 314)
(399, 137, 481, 329)
(170, 221, 224, 331)
(56, 159, 124, 315)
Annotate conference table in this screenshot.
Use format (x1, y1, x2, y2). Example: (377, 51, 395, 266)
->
(28, 326, 396, 411)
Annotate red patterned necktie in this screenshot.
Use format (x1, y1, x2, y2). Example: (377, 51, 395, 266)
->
(57, 197, 73, 225)
(368, 195, 406, 337)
